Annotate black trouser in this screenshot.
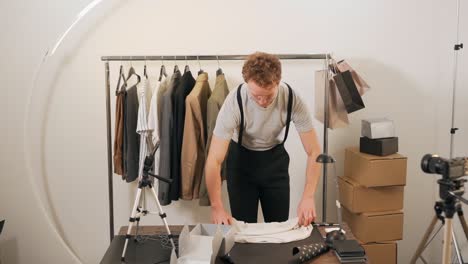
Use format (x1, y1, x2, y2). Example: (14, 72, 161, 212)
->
(226, 141, 290, 223)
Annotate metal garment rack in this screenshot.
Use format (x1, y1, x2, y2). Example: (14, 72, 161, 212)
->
(101, 53, 332, 242)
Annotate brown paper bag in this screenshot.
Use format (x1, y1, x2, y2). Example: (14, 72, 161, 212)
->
(315, 70, 349, 129)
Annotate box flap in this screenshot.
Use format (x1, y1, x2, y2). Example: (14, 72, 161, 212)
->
(362, 210, 403, 217)
(341, 176, 405, 189)
(341, 176, 358, 187)
(347, 147, 406, 160)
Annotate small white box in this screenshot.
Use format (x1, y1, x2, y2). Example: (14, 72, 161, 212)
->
(171, 224, 235, 264)
(361, 118, 395, 139)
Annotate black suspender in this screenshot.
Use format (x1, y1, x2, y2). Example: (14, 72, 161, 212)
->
(236, 84, 245, 146)
(235, 83, 294, 147)
(283, 83, 294, 144)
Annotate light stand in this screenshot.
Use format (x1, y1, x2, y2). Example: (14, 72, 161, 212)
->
(411, 1, 466, 263)
(445, 0, 465, 259)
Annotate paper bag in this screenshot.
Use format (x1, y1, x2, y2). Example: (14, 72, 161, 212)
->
(315, 70, 350, 129)
(336, 60, 370, 96)
(333, 70, 365, 113)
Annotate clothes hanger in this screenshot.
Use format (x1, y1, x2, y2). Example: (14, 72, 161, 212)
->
(173, 56, 179, 73)
(115, 58, 127, 95)
(216, 55, 223, 76)
(159, 56, 167, 82)
(126, 56, 141, 85)
(184, 55, 190, 73)
(143, 56, 148, 79)
(197, 55, 204, 75)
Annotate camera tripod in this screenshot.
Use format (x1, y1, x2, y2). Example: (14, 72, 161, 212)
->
(411, 179, 468, 264)
(120, 143, 176, 262)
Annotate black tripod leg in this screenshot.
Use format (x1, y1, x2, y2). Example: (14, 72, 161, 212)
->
(411, 215, 439, 264)
(457, 207, 468, 241)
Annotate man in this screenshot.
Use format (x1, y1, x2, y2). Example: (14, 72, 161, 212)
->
(205, 52, 321, 226)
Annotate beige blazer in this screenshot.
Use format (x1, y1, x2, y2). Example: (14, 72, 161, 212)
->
(199, 74, 229, 206)
(181, 73, 212, 200)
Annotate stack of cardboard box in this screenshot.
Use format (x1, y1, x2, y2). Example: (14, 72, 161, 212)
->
(340, 147, 407, 264)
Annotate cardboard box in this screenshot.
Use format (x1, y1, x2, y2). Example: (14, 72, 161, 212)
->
(338, 176, 404, 213)
(342, 207, 403, 243)
(362, 242, 397, 264)
(344, 147, 407, 187)
(360, 137, 398, 156)
(361, 118, 395, 139)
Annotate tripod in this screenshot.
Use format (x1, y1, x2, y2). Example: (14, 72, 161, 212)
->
(121, 143, 176, 262)
(411, 179, 468, 264)
(411, 0, 466, 263)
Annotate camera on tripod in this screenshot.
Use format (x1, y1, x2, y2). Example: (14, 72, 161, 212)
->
(421, 154, 468, 202)
(421, 154, 468, 180)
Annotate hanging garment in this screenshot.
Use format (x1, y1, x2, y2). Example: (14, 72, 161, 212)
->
(148, 75, 168, 176)
(159, 71, 182, 205)
(123, 84, 140, 182)
(137, 76, 153, 114)
(199, 73, 229, 206)
(233, 217, 313, 244)
(213, 83, 313, 222)
(113, 72, 126, 177)
(180, 72, 212, 200)
(136, 78, 152, 184)
(206, 73, 230, 160)
(170, 70, 196, 201)
(157, 74, 172, 139)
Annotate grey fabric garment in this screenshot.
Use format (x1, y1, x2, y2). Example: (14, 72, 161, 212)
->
(158, 71, 181, 205)
(156, 75, 171, 138)
(213, 82, 314, 151)
(199, 74, 229, 206)
(124, 84, 140, 182)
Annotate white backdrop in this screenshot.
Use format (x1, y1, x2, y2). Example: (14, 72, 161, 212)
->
(1, 0, 467, 263)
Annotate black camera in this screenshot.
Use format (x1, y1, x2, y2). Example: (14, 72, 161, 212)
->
(421, 154, 468, 180)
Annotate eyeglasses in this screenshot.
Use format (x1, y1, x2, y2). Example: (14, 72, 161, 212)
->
(247, 86, 278, 105)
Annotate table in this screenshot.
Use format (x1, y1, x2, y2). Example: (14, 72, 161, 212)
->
(100, 223, 368, 264)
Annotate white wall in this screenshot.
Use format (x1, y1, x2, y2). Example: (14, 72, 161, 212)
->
(1, 0, 467, 263)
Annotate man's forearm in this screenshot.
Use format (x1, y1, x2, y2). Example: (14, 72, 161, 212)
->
(302, 150, 321, 199)
(206, 161, 223, 208)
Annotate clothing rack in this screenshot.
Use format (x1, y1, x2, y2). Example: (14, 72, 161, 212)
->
(101, 53, 332, 242)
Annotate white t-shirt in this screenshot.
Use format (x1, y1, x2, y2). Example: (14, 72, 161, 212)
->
(213, 82, 314, 151)
(147, 75, 169, 175)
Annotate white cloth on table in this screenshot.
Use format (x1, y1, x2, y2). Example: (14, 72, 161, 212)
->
(233, 217, 313, 244)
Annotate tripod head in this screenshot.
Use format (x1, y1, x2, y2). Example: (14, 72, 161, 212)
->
(421, 154, 468, 220)
(140, 142, 173, 188)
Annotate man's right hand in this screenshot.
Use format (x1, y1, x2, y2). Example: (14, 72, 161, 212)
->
(211, 206, 233, 225)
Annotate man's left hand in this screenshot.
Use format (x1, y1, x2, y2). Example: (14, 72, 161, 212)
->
(297, 196, 317, 226)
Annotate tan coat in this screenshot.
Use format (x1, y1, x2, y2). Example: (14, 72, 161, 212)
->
(181, 73, 211, 200)
(199, 74, 229, 206)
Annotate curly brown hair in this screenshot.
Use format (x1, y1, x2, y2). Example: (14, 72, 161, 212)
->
(242, 52, 282, 88)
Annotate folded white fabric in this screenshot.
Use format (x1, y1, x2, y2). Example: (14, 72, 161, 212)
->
(233, 218, 313, 243)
